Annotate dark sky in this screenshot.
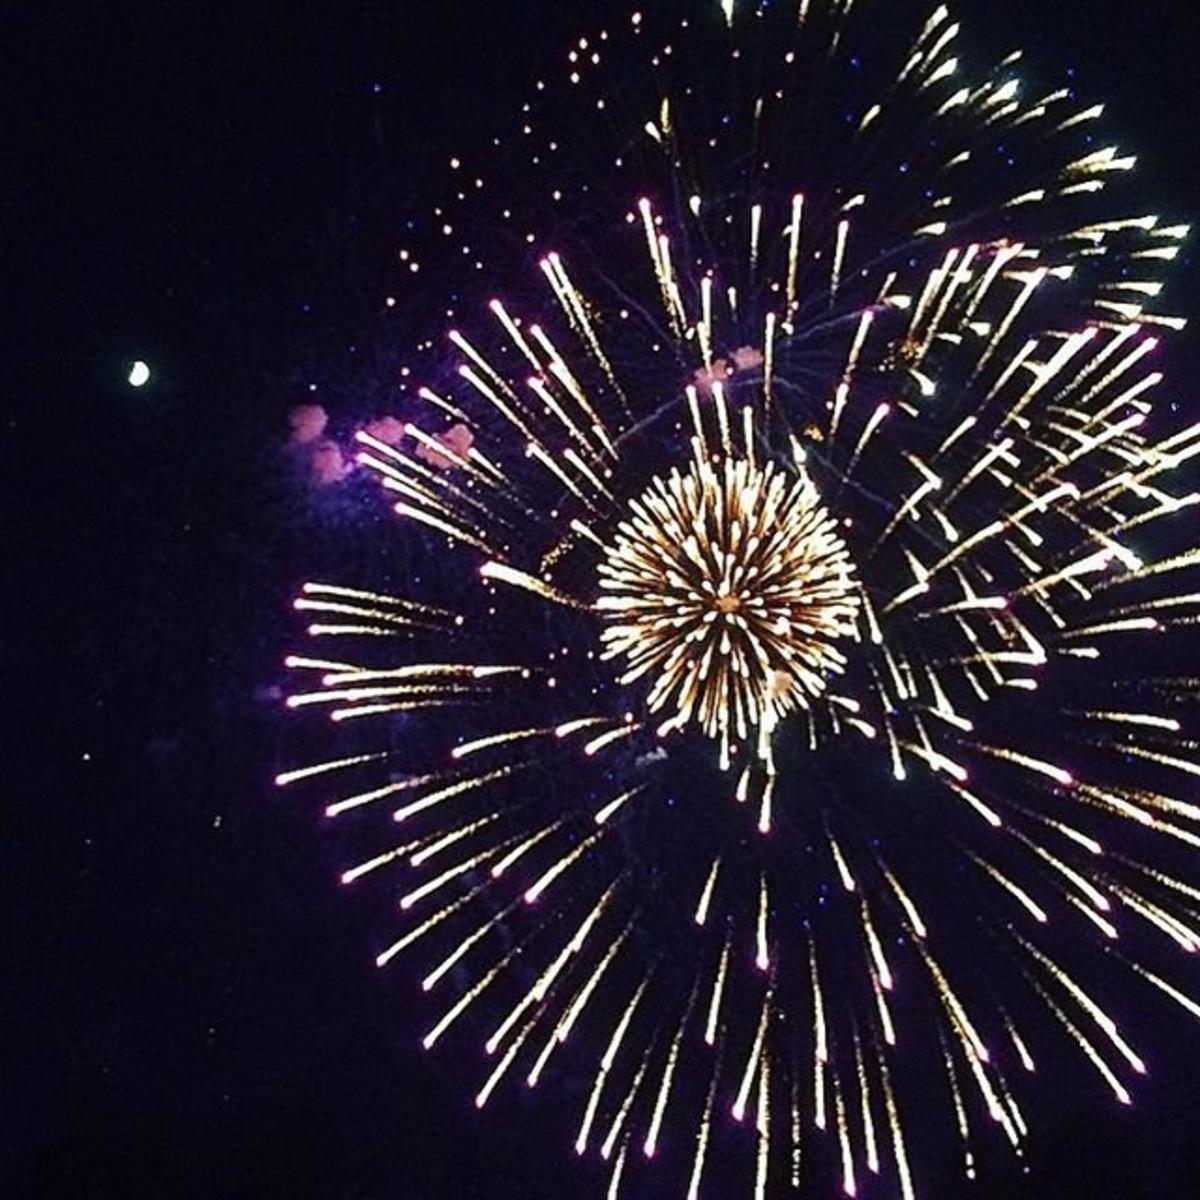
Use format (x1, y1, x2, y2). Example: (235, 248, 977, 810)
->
(10, 2, 1200, 1198)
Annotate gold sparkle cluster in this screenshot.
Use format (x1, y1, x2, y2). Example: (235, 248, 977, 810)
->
(596, 455, 860, 759)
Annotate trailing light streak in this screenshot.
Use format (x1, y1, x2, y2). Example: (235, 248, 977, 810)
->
(705, 935, 730, 1047)
(733, 984, 772, 1123)
(686, 1054, 721, 1200)
(695, 857, 721, 926)
(644, 1006, 689, 1157)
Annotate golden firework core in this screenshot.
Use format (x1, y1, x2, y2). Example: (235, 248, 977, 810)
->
(596, 455, 860, 762)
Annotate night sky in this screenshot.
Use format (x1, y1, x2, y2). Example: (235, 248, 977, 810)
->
(11, 2, 1200, 1197)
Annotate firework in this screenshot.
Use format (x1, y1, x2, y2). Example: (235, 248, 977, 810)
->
(597, 448, 859, 766)
(279, 2, 1200, 1196)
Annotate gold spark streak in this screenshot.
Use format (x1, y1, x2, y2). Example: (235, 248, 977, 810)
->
(595, 785, 645, 824)
(834, 1069, 857, 1197)
(552, 920, 631, 1039)
(479, 561, 585, 608)
(289, 682, 472, 711)
(488, 886, 614, 1059)
(274, 752, 388, 787)
(602, 1048, 652, 1160)
(786, 193, 805, 316)
(543, 253, 629, 415)
(969, 852, 1048, 923)
(758, 775, 776, 834)
(585, 724, 642, 757)
(1018, 937, 1146, 1074)
(940, 1037, 977, 1181)
(733, 984, 772, 1122)
(359, 431, 500, 511)
(695, 858, 721, 926)
(475, 1005, 541, 1109)
(325, 773, 440, 819)
(606, 1141, 629, 1199)
(705, 935, 731, 1046)
(742, 405, 757, 468)
(301, 581, 454, 618)
(1127, 961, 1200, 1022)
(644, 1003, 690, 1158)
(400, 420, 492, 484)
(831, 219, 850, 305)
(1011, 830, 1110, 913)
(945, 780, 1002, 827)
(842, 402, 890, 486)
(283, 654, 358, 673)
(1034, 980, 1132, 1105)
(555, 716, 609, 738)
(415, 385, 474, 427)
(686, 1052, 721, 1200)
(1117, 744, 1200, 781)
(449, 329, 519, 404)
(639, 197, 667, 305)
(810, 939, 828, 1064)
(527, 377, 605, 464)
(524, 827, 605, 904)
(878, 1046, 916, 1200)
(1003, 1009, 1037, 1073)
(756, 1057, 772, 1200)
(815, 1050, 827, 1132)
(919, 944, 991, 1065)
(869, 957, 897, 1048)
(394, 500, 498, 555)
(374, 882, 486, 968)
(400, 843, 509, 911)
(528, 325, 618, 452)
(861, 899, 894, 990)
(578, 976, 650, 1154)
(974, 267, 1047, 378)
(487, 299, 543, 372)
(1113, 884, 1199, 950)
(452, 726, 553, 759)
(828, 829, 857, 891)
(423, 941, 521, 1050)
(853, 1031, 881, 1174)
(340, 838, 424, 886)
(394, 762, 529, 823)
(791, 1066, 803, 1189)
(764, 313, 777, 408)
(491, 819, 564, 878)
(410, 813, 501, 868)
(968, 743, 1074, 787)
(529, 948, 623, 1088)
(1065, 892, 1119, 939)
(422, 898, 519, 993)
(756, 875, 771, 970)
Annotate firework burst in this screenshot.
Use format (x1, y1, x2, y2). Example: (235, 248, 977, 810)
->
(597, 448, 859, 764)
(278, 2, 1200, 1196)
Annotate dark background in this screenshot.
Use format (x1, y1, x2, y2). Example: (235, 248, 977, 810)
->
(10, 2, 1200, 1197)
